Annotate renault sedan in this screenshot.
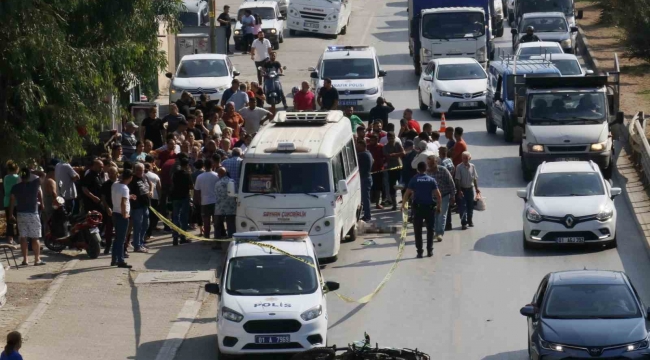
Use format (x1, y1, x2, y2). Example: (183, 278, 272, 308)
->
(521, 270, 650, 359)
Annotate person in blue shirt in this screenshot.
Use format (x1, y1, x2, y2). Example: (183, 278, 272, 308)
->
(402, 162, 441, 258)
(356, 140, 374, 222)
(1, 331, 23, 360)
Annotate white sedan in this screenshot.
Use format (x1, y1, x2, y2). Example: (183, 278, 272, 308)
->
(517, 161, 621, 250)
(418, 57, 488, 117)
(166, 54, 240, 104)
(515, 41, 563, 59)
(529, 53, 594, 77)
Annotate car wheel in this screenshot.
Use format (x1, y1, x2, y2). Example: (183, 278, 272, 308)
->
(345, 223, 358, 242)
(289, 29, 297, 36)
(503, 117, 514, 142)
(234, 42, 242, 51)
(340, 25, 347, 35)
(486, 111, 497, 134)
(429, 97, 436, 118)
(418, 89, 428, 111)
(279, 34, 284, 43)
(602, 158, 614, 180)
(273, 41, 280, 50)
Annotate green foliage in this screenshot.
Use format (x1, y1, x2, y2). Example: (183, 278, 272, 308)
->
(0, 0, 182, 163)
(617, 0, 650, 63)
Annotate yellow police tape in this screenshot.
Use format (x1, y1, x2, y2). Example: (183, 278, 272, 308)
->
(149, 204, 408, 304)
(370, 165, 402, 175)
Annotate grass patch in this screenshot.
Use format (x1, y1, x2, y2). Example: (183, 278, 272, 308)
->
(622, 64, 650, 76)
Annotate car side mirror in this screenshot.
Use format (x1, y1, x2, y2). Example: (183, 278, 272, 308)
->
(378, 70, 387, 77)
(494, 92, 502, 102)
(577, 10, 584, 20)
(423, 75, 433, 82)
(324, 281, 340, 293)
(520, 305, 536, 317)
(233, 71, 241, 77)
(511, 28, 518, 35)
(227, 181, 236, 197)
(165, 72, 173, 79)
(310, 71, 319, 79)
(308, 66, 316, 72)
(570, 26, 578, 33)
(516, 189, 527, 201)
(611, 187, 622, 199)
(585, 70, 594, 75)
(205, 283, 221, 295)
(337, 180, 349, 195)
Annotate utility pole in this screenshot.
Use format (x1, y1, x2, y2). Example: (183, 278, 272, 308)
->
(209, 0, 216, 53)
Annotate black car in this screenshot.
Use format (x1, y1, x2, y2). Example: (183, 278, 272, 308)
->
(512, 12, 578, 54)
(521, 270, 650, 359)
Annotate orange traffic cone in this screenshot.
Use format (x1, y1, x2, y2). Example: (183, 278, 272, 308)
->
(439, 113, 447, 132)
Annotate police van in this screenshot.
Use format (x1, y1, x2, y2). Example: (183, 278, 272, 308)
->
(309, 46, 387, 114)
(204, 231, 340, 357)
(228, 110, 361, 261)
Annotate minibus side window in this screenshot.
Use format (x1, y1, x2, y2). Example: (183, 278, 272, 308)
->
(332, 151, 346, 191)
(345, 140, 357, 175)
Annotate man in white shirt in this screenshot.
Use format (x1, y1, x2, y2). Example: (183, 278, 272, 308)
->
(411, 141, 436, 170)
(239, 100, 273, 135)
(55, 161, 80, 214)
(144, 163, 161, 238)
(194, 158, 220, 239)
(250, 31, 272, 84)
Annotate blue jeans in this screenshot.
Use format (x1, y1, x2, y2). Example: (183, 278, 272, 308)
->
(382, 172, 390, 202)
(172, 198, 190, 242)
(131, 207, 149, 250)
(112, 213, 129, 263)
(435, 194, 451, 237)
(361, 177, 372, 220)
(458, 188, 475, 225)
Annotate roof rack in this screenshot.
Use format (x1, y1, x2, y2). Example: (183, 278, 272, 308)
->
(272, 110, 345, 125)
(524, 74, 608, 88)
(326, 45, 370, 52)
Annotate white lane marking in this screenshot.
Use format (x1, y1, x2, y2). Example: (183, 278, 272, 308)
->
(17, 259, 79, 339)
(154, 300, 203, 360)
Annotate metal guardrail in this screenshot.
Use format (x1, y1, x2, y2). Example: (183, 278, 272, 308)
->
(627, 111, 650, 187)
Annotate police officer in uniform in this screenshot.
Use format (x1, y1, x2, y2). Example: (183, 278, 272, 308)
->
(402, 162, 442, 258)
(519, 26, 541, 44)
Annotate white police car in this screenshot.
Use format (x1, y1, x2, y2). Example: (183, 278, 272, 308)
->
(309, 46, 387, 114)
(204, 231, 339, 357)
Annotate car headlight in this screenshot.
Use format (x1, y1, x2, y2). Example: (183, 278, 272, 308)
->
(310, 217, 335, 235)
(422, 48, 432, 56)
(222, 307, 244, 322)
(436, 89, 452, 97)
(327, 13, 337, 21)
(539, 335, 564, 352)
(234, 30, 241, 35)
(626, 336, 650, 352)
(217, 86, 229, 92)
(561, 39, 572, 48)
(597, 206, 614, 221)
(476, 46, 486, 60)
(526, 206, 542, 223)
(365, 87, 379, 95)
(590, 141, 607, 152)
(527, 144, 544, 152)
(300, 305, 323, 321)
(270, 28, 277, 34)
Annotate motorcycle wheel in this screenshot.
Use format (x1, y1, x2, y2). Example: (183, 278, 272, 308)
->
(87, 232, 101, 259)
(45, 235, 67, 253)
(290, 348, 335, 360)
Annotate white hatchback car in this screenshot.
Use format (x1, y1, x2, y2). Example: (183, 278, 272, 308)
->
(515, 41, 563, 59)
(204, 231, 339, 357)
(166, 54, 240, 103)
(0, 264, 6, 308)
(418, 57, 488, 117)
(529, 53, 594, 77)
(517, 161, 621, 249)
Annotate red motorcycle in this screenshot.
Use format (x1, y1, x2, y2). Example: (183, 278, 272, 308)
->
(45, 197, 103, 259)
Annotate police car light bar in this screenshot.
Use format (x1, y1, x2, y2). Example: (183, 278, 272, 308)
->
(326, 45, 370, 51)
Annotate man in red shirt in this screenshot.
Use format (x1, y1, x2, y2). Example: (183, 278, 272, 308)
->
(403, 108, 421, 133)
(367, 134, 386, 209)
(367, 120, 387, 143)
(293, 81, 315, 111)
(450, 127, 468, 166)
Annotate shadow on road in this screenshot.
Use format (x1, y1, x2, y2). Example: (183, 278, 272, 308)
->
(463, 131, 519, 148)
(385, 1, 407, 7)
(473, 230, 610, 257)
(372, 30, 408, 43)
(481, 349, 528, 359)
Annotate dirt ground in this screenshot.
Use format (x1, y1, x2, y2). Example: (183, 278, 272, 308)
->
(577, 2, 650, 122)
(0, 281, 50, 338)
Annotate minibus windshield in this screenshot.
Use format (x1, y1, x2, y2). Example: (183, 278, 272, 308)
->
(242, 163, 331, 194)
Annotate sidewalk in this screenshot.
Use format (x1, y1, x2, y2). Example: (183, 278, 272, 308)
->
(18, 233, 223, 360)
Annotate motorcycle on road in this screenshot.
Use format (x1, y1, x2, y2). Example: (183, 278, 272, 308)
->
(45, 196, 103, 259)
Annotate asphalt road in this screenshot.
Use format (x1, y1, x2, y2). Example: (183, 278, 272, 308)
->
(175, 1, 650, 359)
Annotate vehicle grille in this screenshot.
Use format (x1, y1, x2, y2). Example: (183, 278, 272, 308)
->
(338, 90, 366, 95)
(299, 11, 326, 20)
(446, 91, 484, 99)
(285, 112, 329, 121)
(547, 146, 588, 152)
(242, 342, 304, 350)
(261, 222, 307, 230)
(243, 320, 302, 334)
(182, 88, 219, 95)
(541, 231, 599, 242)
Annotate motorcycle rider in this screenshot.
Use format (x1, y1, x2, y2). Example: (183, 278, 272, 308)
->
(519, 26, 541, 44)
(261, 51, 288, 110)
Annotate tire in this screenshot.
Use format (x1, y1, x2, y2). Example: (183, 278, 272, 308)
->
(340, 25, 347, 35)
(414, 55, 422, 76)
(345, 223, 358, 242)
(508, 11, 514, 24)
(522, 162, 533, 182)
(289, 29, 297, 36)
(418, 89, 427, 111)
(486, 111, 497, 134)
(503, 117, 514, 142)
(429, 96, 436, 118)
(87, 231, 101, 259)
(602, 158, 614, 180)
(279, 34, 284, 43)
(291, 347, 336, 360)
(44, 235, 67, 253)
(234, 42, 241, 51)
(496, 26, 504, 38)
(273, 41, 280, 50)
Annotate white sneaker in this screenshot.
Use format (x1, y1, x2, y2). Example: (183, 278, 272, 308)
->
(436, 235, 443, 242)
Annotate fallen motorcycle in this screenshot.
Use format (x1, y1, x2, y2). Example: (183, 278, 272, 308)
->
(44, 197, 103, 259)
(291, 333, 430, 360)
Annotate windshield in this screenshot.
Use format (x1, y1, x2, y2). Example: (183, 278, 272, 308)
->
(519, 0, 573, 16)
(179, 12, 200, 27)
(238, 8, 276, 21)
(518, 46, 563, 58)
(242, 163, 331, 193)
(528, 92, 606, 123)
(226, 255, 318, 296)
(437, 64, 486, 81)
(521, 17, 568, 32)
(551, 59, 582, 75)
(322, 59, 376, 80)
(534, 172, 604, 197)
(177, 59, 229, 78)
(544, 284, 641, 319)
(421, 12, 485, 39)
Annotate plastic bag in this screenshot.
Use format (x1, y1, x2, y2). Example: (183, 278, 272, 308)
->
(474, 194, 486, 211)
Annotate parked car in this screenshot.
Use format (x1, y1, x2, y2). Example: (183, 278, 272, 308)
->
(234, 1, 285, 51)
(166, 54, 240, 104)
(515, 41, 563, 59)
(521, 270, 650, 359)
(512, 12, 578, 53)
(529, 53, 594, 77)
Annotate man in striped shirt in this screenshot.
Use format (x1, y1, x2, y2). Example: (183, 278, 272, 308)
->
(426, 155, 455, 242)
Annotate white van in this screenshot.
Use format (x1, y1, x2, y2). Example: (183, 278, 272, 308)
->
(287, 0, 351, 38)
(228, 110, 361, 261)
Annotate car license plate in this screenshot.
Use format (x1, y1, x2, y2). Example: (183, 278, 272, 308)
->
(459, 102, 478, 108)
(557, 237, 585, 243)
(339, 100, 358, 106)
(557, 158, 580, 161)
(304, 21, 319, 29)
(255, 335, 290, 344)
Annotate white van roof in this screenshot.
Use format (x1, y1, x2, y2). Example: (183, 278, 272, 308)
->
(239, 1, 278, 9)
(246, 110, 353, 159)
